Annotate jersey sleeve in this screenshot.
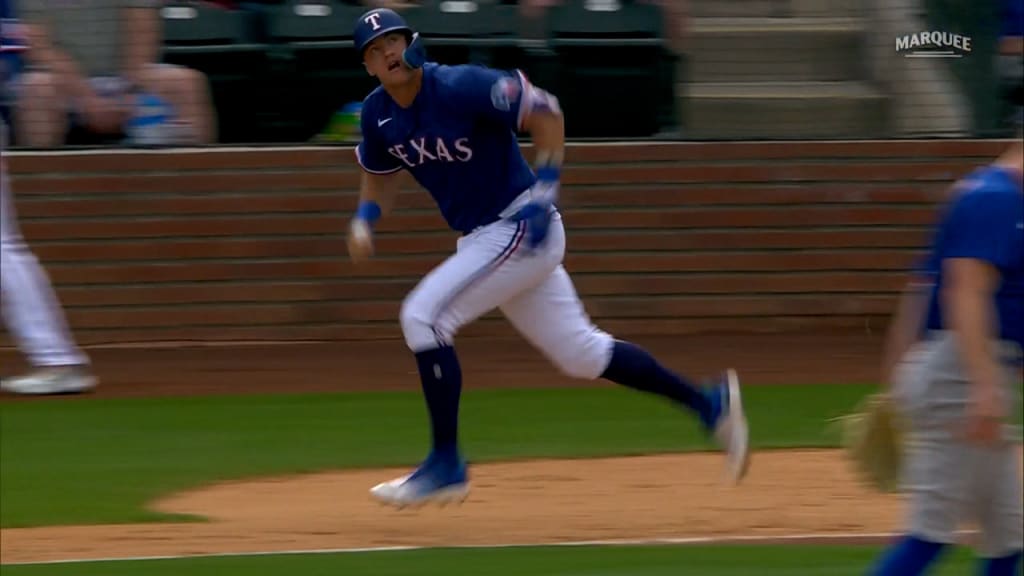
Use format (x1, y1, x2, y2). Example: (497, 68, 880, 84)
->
(450, 66, 531, 132)
(354, 101, 403, 175)
(941, 187, 1018, 270)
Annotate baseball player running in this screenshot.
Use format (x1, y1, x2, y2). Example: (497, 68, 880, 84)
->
(0, 119, 96, 395)
(870, 133, 1023, 575)
(346, 8, 750, 508)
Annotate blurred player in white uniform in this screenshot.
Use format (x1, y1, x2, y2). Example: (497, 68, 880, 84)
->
(1, 119, 96, 394)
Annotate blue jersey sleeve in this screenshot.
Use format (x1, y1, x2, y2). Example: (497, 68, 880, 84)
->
(450, 66, 529, 132)
(941, 186, 1019, 270)
(355, 100, 403, 175)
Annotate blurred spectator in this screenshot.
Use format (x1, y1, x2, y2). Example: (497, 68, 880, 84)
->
(10, 0, 217, 147)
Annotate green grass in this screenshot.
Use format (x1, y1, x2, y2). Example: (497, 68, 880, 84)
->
(0, 384, 871, 528)
(4, 384, 1022, 575)
(0, 544, 991, 576)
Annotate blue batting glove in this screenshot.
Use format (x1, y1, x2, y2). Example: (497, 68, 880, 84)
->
(511, 167, 559, 250)
(512, 202, 552, 250)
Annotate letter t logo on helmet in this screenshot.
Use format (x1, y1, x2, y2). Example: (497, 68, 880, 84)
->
(354, 8, 426, 70)
(364, 12, 382, 31)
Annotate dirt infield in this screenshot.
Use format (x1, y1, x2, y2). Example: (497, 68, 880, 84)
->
(2, 331, 1022, 564)
(0, 330, 923, 565)
(2, 450, 913, 565)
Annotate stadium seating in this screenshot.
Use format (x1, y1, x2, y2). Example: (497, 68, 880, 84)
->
(542, 0, 671, 138)
(158, 0, 674, 142)
(401, 1, 524, 69)
(262, 0, 374, 141)
(160, 0, 271, 143)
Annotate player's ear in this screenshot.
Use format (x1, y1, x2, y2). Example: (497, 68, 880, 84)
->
(363, 61, 374, 77)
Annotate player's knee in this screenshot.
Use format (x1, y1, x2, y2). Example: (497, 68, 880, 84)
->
(399, 298, 429, 350)
(400, 297, 448, 351)
(554, 358, 600, 380)
(548, 330, 614, 380)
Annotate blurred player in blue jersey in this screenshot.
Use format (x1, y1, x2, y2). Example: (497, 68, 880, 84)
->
(346, 8, 750, 508)
(871, 130, 1023, 575)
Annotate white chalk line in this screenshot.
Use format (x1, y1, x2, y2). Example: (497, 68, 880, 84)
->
(1, 530, 980, 567)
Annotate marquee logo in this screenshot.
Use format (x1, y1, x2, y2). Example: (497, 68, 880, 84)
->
(896, 31, 971, 58)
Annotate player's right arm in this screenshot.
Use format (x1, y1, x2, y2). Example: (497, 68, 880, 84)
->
(881, 180, 967, 388)
(347, 170, 403, 262)
(880, 269, 932, 388)
(347, 98, 405, 263)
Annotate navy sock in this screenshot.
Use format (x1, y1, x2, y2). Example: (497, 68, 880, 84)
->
(982, 551, 1023, 576)
(869, 535, 946, 576)
(414, 346, 462, 463)
(600, 340, 718, 429)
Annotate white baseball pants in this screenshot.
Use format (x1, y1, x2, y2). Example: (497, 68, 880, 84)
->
(1, 146, 89, 367)
(893, 331, 1023, 557)
(400, 210, 615, 380)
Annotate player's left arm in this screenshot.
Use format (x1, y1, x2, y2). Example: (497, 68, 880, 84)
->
(455, 66, 564, 184)
(518, 77, 565, 178)
(510, 75, 565, 248)
(454, 67, 565, 247)
(458, 67, 566, 247)
(507, 70, 565, 194)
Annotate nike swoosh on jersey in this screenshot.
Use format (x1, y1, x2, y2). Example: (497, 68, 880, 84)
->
(378, 118, 393, 127)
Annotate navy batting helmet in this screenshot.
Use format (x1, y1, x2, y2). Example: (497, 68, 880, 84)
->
(354, 8, 425, 69)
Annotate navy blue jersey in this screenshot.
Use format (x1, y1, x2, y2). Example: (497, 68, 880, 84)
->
(356, 62, 538, 234)
(922, 165, 1024, 348)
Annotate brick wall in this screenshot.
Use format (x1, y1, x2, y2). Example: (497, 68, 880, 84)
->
(2, 139, 1009, 346)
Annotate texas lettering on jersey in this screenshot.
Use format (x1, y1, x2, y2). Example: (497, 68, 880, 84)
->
(387, 136, 473, 168)
(355, 63, 539, 233)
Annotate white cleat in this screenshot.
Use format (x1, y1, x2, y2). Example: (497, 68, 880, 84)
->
(370, 477, 471, 509)
(0, 366, 97, 396)
(370, 456, 470, 509)
(712, 369, 751, 484)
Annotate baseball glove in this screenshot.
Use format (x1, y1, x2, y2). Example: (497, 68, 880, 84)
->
(832, 392, 905, 493)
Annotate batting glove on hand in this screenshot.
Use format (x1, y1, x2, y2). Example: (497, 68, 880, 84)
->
(511, 167, 559, 250)
(347, 201, 381, 263)
(347, 218, 374, 262)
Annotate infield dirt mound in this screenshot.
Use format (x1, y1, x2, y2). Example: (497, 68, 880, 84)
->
(1, 449, 910, 564)
(3, 331, 998, 565)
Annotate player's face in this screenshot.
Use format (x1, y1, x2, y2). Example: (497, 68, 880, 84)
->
(364, 32, 414, 85)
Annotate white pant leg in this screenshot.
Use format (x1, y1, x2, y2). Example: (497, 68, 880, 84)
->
(400, 214, 563, 352)
(1, 159, 89, 367)
(499, 260, 615, 380)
